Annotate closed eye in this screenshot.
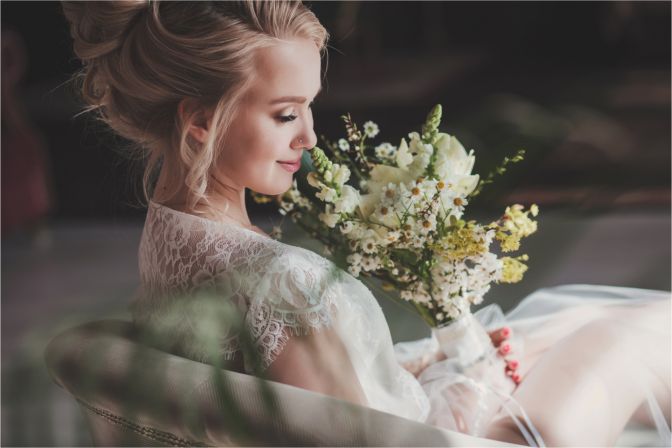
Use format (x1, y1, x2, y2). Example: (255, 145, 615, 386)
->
(277, 101, 315, 124)
(278, 114, 297, 123)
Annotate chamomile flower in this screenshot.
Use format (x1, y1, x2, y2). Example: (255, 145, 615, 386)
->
(375, 142, 397, 162)
(338, 138, 350, 151)
(363, 121, 380, 138)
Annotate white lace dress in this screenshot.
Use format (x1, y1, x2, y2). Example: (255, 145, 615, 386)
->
(131, 201, 671, 446)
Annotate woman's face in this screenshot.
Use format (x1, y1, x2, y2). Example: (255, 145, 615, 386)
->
(216, 38, 322, 196)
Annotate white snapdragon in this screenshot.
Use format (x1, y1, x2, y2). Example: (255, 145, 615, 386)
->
(333, 164, 351, 186)
(396, 138, 413, 169)
(316, 186, 337, 203)
(307, 172, 321, 188)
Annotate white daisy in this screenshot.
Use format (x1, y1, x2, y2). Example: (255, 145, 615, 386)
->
(338, 138, 350, 151)
(363, 121, 380, 138)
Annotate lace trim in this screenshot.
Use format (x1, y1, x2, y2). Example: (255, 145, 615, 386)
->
(246, 285, 339, 372)
(136, 201, 340, 372)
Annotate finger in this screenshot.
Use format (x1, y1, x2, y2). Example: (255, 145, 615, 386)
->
(504, 364, 522, 385)
(506, 359, 519, 371)
(498, 341, 512, 356)
(489, 327, 512, 346)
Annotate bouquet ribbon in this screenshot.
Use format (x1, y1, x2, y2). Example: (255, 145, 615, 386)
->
(396, 304, 545, 446)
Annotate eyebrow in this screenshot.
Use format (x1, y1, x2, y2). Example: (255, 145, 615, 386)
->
(269, 85, 323, 105)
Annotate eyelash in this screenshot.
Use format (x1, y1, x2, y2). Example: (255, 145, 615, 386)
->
(277, 101, 314, 123)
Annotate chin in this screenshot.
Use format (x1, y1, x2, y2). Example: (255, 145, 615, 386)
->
(253, 179, 293, 197)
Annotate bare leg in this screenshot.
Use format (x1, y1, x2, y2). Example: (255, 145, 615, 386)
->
(486, 298, 670, 446)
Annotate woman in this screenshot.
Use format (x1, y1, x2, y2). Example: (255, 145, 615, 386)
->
(61, 1, 670, 446)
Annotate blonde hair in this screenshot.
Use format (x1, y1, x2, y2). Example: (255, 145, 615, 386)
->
(61, 0, 329, 216)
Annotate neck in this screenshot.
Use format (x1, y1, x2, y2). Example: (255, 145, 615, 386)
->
(153, 168, 252, 228)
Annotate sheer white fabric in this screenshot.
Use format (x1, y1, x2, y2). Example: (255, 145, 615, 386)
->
(394, 286, 671, 446)
(131, 201, 430, 422)
(132, 201, 670, 445)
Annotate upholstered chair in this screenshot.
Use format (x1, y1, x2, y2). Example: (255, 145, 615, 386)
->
(45, 319, 516, 447)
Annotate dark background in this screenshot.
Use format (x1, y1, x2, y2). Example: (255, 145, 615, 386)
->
(1, 1, 670, 222)
(1, 2, 670, 445)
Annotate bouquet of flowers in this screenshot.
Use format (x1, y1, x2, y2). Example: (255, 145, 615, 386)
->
(264, 104, 538, 330)
(255, 105, 542, 440)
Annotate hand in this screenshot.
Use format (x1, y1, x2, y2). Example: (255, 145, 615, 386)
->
(400, 326, 521, 384)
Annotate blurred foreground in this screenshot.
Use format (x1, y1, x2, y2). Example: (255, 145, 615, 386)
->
(2, 208, 670, 445)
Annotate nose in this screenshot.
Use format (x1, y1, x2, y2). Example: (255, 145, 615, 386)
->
(293, 125, 318, 150)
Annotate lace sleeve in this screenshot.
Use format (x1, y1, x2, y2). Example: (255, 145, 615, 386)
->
(242, 249, 342, 372)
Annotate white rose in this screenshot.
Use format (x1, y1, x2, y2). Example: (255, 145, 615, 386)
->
(334, 185, 360, 214)
(434, 133, 477, 178)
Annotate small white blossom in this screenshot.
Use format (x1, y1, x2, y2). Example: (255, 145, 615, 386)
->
(338, 138, 350, 151)
(318, 205, 339, 228)
(346, 253, 363, 277)
(361, 236, 378, 254)
(375, 142, 397, 161)
(363, 121, 380, 138)
(340, 221, 355, 234)
(361, 255, 380, 272)
(348, 265, 361, 277)
(270, 226, 283, 240)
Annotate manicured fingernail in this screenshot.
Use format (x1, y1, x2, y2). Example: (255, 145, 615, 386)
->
(506, 359, 519, 370)
(500, 327, 511, 338)
(499, 343, 511, 355)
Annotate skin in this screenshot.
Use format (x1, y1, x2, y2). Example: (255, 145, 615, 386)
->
(155, 37, 320, 230)
(153, 36, 519, 403)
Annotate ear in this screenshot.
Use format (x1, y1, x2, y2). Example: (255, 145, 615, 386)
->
(178, 98, 214, 144)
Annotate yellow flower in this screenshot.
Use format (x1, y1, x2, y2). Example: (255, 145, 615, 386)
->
(500, 256, 529, 283)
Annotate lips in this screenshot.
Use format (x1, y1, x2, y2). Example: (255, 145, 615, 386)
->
(277, 158, 302, 173)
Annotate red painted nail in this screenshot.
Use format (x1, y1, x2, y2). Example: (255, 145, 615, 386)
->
(499, 343, 511, 355)
(500, 327, 511, 338)
(506, 359, 519, 370)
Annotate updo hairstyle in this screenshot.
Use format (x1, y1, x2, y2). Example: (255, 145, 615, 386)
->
(61, 0, 328, 215)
